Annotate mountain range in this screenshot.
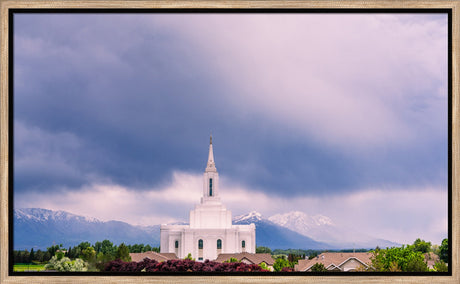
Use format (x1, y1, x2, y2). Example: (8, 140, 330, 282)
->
(14, 208, 160, 250)
(268, 211, 399, 249)
(13, 208, 398, 251)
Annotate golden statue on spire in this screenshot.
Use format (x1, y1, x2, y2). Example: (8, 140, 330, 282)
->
(210, 132, 212, 144)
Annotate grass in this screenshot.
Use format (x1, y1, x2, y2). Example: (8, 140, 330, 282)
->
(13, 263, 46, 272)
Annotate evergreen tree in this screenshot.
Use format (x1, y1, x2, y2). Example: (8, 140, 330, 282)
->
(412, 238, 432, 254)
(35, 250, 45, 262)
(439, 238, 448, 263)
(94, 241, 102, 254)
(116, 243, 131, 262)
(256, 246, 272, 254)
(310, 263, 328, 272)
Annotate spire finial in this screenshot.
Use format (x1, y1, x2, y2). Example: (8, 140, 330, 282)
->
(206, 133, 215, 170)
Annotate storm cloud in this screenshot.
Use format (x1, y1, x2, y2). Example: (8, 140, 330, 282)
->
(13, 13, 448, 243)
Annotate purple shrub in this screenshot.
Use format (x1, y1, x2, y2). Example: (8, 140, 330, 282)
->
(103, 258, 273, 272)
(281, 267, 294, 272)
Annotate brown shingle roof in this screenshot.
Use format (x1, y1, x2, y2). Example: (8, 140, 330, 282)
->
(215, 252, 275, 265)
(129, 251, 178, 262)
(295, 252, 373, 271)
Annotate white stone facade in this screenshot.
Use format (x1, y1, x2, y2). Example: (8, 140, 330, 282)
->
(160, 137, 256, 261)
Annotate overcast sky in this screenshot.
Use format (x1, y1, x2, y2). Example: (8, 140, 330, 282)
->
(13, 13, 448, 245)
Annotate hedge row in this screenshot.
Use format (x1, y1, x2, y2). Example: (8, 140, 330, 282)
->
(104, 258, 270, 272)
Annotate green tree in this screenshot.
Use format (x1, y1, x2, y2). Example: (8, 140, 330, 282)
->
(256, 246, 272, 254)
(438, 238, 448, 263)
(77, 241, 91, 252)
(43, 251, 51, 262)
(310, 263, 328, 272)
(35, 250, 45, 263)
(433, 261, 448, 272)
(81, 247, 96, 262)
(93, 241, 102, 254)
(406, 256, 428, 272)
(224, 257, 240, 263)
(412, 238, 432, 254)
(388, 261, 401, 272)
(369, 245, 428, 272)
(288, 253, 301, 264)
(70, 246, 80, 259)
(116, 243, 131, 262)
(273, 257, 291, 272)
(56, 251, 65, 260)
(29, 248, 35, 262)
(80, 247, 97, 271)
(101, 240, 116, 257)
(47, 245, 60, 258)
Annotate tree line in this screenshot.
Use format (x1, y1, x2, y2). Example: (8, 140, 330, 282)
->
(13, 240, 159, 266)
(366, 238, 448, 272)
(14, 237, 448, 272)
(256, 238, 449, 272)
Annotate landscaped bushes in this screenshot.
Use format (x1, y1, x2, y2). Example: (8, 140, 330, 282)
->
(104, 258, 270, 272)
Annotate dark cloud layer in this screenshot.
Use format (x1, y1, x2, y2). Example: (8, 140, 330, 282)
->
(13, 13, 448, 197)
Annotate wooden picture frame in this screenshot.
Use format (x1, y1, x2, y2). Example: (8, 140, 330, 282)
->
(1, 1, 458, 283)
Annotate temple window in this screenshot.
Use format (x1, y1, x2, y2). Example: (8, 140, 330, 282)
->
(209, 178, 213, 196)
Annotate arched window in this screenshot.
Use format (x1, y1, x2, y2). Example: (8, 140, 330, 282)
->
(209, 178, 213, 196)
(175, 240, 179, 249)
(198, 239, 203, 249)
(217, 239, 222, 249)
(242, 240, 246, 248)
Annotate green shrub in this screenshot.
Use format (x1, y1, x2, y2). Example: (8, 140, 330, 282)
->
(45, 255, 88, 272)
(273, 257, 290, 272)
(258, 262, 270, 271)
(224, 257, 240, 263)
(433, 261, 448, 272)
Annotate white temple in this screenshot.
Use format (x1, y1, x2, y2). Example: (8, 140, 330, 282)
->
(160, 135, 256, 261)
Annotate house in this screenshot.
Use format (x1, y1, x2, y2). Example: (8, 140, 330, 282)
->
(129, 251, 178, 262)
(160, 136, 256, 261)
(295, 252, 372, 272)
(424, 252, 440, 270)
(215, 252, 275, 271)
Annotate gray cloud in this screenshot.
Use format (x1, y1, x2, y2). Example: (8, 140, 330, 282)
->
(13, 13, 448, 199)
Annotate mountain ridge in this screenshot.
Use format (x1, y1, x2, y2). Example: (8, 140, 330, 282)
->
(268, 211, 400, 249)
(13, 208, 397, 251)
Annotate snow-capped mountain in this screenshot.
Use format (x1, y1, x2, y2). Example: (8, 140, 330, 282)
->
(14, 208, 160, 250)
(269, 211, 337, 242)
(14, 208, 334, 251)
(233, 211, 332, 250)
(13, 208, 397, 251)
(269, 211, 334, 230)
(15, 208, 101, 223)
(233, 211, 263, 223)
(268, 211, 399, 249)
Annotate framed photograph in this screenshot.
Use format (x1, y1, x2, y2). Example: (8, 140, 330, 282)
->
(1, 1, 458, 283)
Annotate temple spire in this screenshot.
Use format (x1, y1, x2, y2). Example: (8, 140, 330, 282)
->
(206, 134, 216, 171)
